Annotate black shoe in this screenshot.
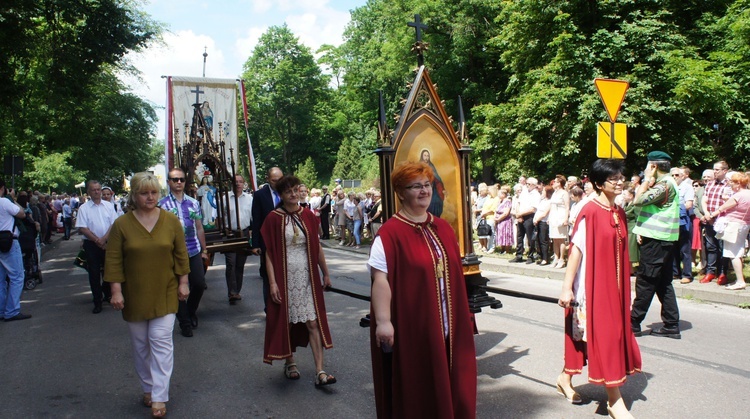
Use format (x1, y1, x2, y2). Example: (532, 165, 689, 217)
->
(651, 326, 681, 339)
(180, 326, 193, 337)
(5, 313, 32, 322)
(92, 305, 102, 314)
(525, 258, 536, 264)
(190, 315, 198, 329)
(631, 326, 643, 337)
(509, 257, 525, 263)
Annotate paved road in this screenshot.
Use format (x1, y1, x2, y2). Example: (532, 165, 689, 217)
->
(3, 236, 749, 418)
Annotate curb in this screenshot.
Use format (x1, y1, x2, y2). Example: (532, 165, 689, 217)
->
(321, 239, 750, 308)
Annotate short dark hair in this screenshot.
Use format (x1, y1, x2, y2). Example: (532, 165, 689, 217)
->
(275, 175, 301, 194)
(589, 159, 625, 193)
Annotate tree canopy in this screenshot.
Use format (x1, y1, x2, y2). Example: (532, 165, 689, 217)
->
(322, 0, 750, 185)
(1, 0, 163, 192)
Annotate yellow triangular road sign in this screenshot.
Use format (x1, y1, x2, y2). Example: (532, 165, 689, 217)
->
(594, 78, 629, 122)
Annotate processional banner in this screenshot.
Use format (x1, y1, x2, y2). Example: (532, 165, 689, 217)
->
(165, 76, 258, 190)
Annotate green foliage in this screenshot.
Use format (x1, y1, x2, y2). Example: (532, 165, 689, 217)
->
(334, 0, 750, 184)
(1, 0, 162, 188)
(241, 25, 333, 175)
(295, 157, 319, 188)
(24, 152, 86, 193)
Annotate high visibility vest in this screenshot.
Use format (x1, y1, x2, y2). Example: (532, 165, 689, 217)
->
(633, 174, 680, 241)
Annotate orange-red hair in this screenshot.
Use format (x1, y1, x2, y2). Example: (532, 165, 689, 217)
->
(731, 172, 749, 188)
(391, 161, 435, 197)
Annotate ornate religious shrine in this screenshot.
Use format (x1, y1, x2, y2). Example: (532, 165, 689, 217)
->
(375, 15, 502, 313)
(167, 75, 251, 253)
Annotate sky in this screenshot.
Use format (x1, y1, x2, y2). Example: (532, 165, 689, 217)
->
(122, 0, 367, 139)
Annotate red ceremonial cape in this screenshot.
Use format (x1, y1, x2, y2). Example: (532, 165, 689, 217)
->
(262, 208, 333, 364)
(371, 213, 477, 418)
(564, 200, 642, 386)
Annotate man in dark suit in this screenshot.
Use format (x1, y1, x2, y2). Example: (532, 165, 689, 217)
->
(319, 186, 332, 239)
(251, 167, 284, 310)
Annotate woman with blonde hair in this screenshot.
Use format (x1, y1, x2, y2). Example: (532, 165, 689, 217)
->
(106, 172, 190, 418)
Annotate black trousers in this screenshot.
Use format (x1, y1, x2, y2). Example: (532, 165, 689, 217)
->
(63, 217, 73, 239)
(515, 215, 534, 257)
(320, 210, 330, 239)
(83, 240, 111, 305)
(260, 249, 269, 310)
(673, 221, 693, 279)
(177, 254, 206, 328)
(703, 223, 729, 275)
(224, 251, 248, 297)
(536, 221, 550, 262)
(631, 237, 680, 328)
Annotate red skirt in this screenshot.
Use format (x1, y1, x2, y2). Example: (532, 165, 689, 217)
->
(692, 217, 702, 250)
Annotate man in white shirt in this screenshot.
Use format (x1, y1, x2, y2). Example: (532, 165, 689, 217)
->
(225, 174, 253, 302)
(511, 177, 541, 263)
(0, 181, 32, 321)
(75, 180, 117, 313)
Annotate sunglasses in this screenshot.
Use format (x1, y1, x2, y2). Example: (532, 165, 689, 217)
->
(169, 177, 186, 183)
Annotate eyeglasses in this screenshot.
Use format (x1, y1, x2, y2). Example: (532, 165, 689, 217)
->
(169, 177, 186, 183)
(605, 176, 626, 184)
(405, 182, 432, 191)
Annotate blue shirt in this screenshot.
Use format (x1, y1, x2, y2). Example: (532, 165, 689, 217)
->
(159, 192, 203, 257)
(62, 204, 73, 218)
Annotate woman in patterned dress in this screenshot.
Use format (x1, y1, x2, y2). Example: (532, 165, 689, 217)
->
(261, 175, 336, 386)
(494, 187, 514, 253)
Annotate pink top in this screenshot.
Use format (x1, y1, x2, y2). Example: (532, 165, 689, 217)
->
(726, 189, 750, 224)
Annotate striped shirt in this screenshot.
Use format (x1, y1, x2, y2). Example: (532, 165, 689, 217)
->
(159, 192, 203, 257)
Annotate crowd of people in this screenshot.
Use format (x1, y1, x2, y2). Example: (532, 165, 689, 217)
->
(4, 152, 749, 419)
(471, 160, 750, 292)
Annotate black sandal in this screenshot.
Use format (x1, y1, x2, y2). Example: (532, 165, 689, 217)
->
(315, 370, 337, 387)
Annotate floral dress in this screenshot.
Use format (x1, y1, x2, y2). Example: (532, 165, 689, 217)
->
(284, 216, 317, 324)
(495, 199, 514, 246)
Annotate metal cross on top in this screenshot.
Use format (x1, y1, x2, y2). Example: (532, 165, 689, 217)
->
(408, 14, 428, 67)
(191, 85, 204, 105)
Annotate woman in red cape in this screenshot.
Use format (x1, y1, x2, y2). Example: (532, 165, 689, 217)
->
(558, 159, 642, 419)
(368, 161, 477, 419)
(261, 175, 336, 387)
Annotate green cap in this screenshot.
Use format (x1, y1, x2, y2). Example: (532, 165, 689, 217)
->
(647, 150, 671, 161)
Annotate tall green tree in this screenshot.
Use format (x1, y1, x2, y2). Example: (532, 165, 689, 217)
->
(1, 0, 162, 189)
(242, 25, 333, 175)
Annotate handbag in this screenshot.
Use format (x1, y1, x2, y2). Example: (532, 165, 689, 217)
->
(716, 221, 742, 243)
(713, 216, 728, 235)
(571, 304, 587, 342)
(0, 230, 14, 253)
(477, 219, 492, 236)
(73, 247, 88, 270)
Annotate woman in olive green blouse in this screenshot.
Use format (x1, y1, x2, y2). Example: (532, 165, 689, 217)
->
(105, 172, 190, 418)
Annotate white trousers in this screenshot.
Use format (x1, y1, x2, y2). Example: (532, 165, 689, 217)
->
(126, 314, 176, 403)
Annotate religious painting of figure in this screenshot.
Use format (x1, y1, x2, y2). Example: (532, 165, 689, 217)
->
(394, 116, 465, 253)
(202, 101, 213, 131)
(420, 149, 445, 217)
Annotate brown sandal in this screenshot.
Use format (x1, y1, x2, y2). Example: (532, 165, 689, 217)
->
(151, 403, 167, 418)
(142, 393, 152, 407)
